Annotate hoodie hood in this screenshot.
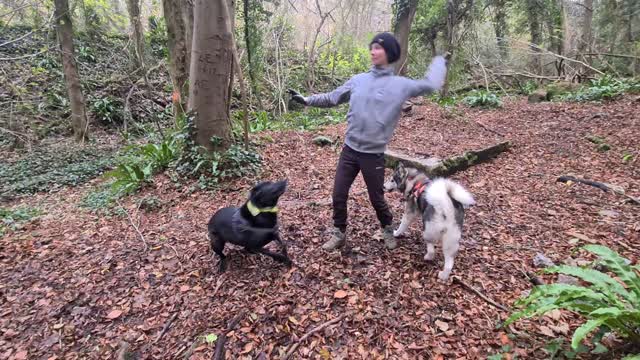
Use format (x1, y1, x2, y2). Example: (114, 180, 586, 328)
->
(369, 65, 394, 77)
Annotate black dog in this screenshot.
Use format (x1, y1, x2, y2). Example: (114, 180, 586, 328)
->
(208, 180, 291, 273)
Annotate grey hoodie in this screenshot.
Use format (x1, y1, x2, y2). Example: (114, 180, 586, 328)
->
(305, 56, 447, 154)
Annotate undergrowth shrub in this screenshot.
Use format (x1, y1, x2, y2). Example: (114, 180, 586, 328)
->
(90, 96, 124, 125)
(562, 76, 640, 102)
(462, 90, 502, 108)
(0, 207, 42, 236)
(106, 113, 262, 195)
(505, 245, 640, 357)
(518, 80, 538, 95)
(176, 117, 261, 189)
(0, 147, 115, 196)
(234, 107, 347, 134)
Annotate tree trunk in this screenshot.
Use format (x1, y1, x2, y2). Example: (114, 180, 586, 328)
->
(545, 0, 563, 54)
(162, 0, 189, 120)
(526, 0, 542, 74)
(126, 0, 146, 71)
(54, 0, 89, 142)
(243, 0, 262, 108)
(187, 0, 233, 151)
(562, 0, 593, 76)
(492, 0, 508, 58)
(579, 0, 593, 66)
(183, 0, 194, 68)
(441, 0, 456, 97)
(393, 0, 419, 75)
(226, 0, 235, 115)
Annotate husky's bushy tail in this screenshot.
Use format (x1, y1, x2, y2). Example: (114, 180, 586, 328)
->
(425, 178, 475, 222)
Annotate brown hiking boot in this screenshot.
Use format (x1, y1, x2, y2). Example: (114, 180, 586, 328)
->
(322, 227, 346, 250)
(383, 225, 397, 250)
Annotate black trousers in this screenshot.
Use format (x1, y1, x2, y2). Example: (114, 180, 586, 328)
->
(332, 145, 393, 232)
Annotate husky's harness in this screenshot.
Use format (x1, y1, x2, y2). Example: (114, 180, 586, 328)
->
(410, 178, 431, 200)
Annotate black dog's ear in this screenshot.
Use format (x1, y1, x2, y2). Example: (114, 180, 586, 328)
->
(273, 179, 288, 196)
(250, 181, 269, 196)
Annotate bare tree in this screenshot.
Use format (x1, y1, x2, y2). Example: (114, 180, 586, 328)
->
(187, 0, 233, 151)
(562, 0, 593, 76)
(126, 0, 146, 72)
(441, 0, 474, 97)
(526, 0, 543, 73)
(492, 0, 509, 58)
(162, 0, 189, 119)
(54, 0, 89, 142)
(393, 0, 419, 75)
(306, 0, 338, 90)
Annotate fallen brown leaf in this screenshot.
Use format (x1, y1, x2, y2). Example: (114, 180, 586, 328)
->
(333, 290, 348, 299)
(106, 309, 123, 320)
(434, 320, 449, 332)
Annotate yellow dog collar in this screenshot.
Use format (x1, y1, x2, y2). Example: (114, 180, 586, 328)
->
(247, 201, 278, 217)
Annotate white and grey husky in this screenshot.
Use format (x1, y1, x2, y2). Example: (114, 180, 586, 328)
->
(384, 163, 475, 281)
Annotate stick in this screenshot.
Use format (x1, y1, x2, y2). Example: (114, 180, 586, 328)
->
(452, 277, 509, 312)
(213, 311, 247, 360)
(557, 175, 640, 205)
(117, 200, 148, 251)
(0, 47, 50, 61)
(154, 312, 179, 344)
(282, 312, 353, 360)
(212, 275, 225, 296)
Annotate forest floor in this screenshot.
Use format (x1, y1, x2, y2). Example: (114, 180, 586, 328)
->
(1, 97, 639, 359)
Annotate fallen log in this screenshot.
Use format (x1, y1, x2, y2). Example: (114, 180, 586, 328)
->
(384, 141, 512, 177)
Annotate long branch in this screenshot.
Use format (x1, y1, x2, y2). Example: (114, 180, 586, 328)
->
(511, 39, 605, 75)
(0, 11, 55, 48)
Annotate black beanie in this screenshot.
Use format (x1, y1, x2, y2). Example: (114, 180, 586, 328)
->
(369, 32, 401, 64)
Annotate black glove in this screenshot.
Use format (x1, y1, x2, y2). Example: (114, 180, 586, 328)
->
(287, 89, 307, 105)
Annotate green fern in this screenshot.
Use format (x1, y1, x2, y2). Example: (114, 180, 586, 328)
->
(505, 245, 640, 353)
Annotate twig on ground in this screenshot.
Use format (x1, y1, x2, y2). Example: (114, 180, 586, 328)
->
(213, 311, 247, 360)
(154, 312, 179, 344)
(212, 275, 225, 296)
(557, 175, 640, 205)
(117, 200, 148, 251)
(282, 311, 353, 360)
(452, 276, 509, 312)
(473, 120, 505, 137)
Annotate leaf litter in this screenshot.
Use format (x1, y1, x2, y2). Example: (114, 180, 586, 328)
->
(0, 97, 638, 359)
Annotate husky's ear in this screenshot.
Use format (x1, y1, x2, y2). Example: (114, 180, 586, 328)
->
(396, 162, 406, 173)
(406, 168, 419, 178)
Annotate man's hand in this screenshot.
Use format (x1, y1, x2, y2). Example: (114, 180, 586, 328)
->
(287, 89, 307, 105)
